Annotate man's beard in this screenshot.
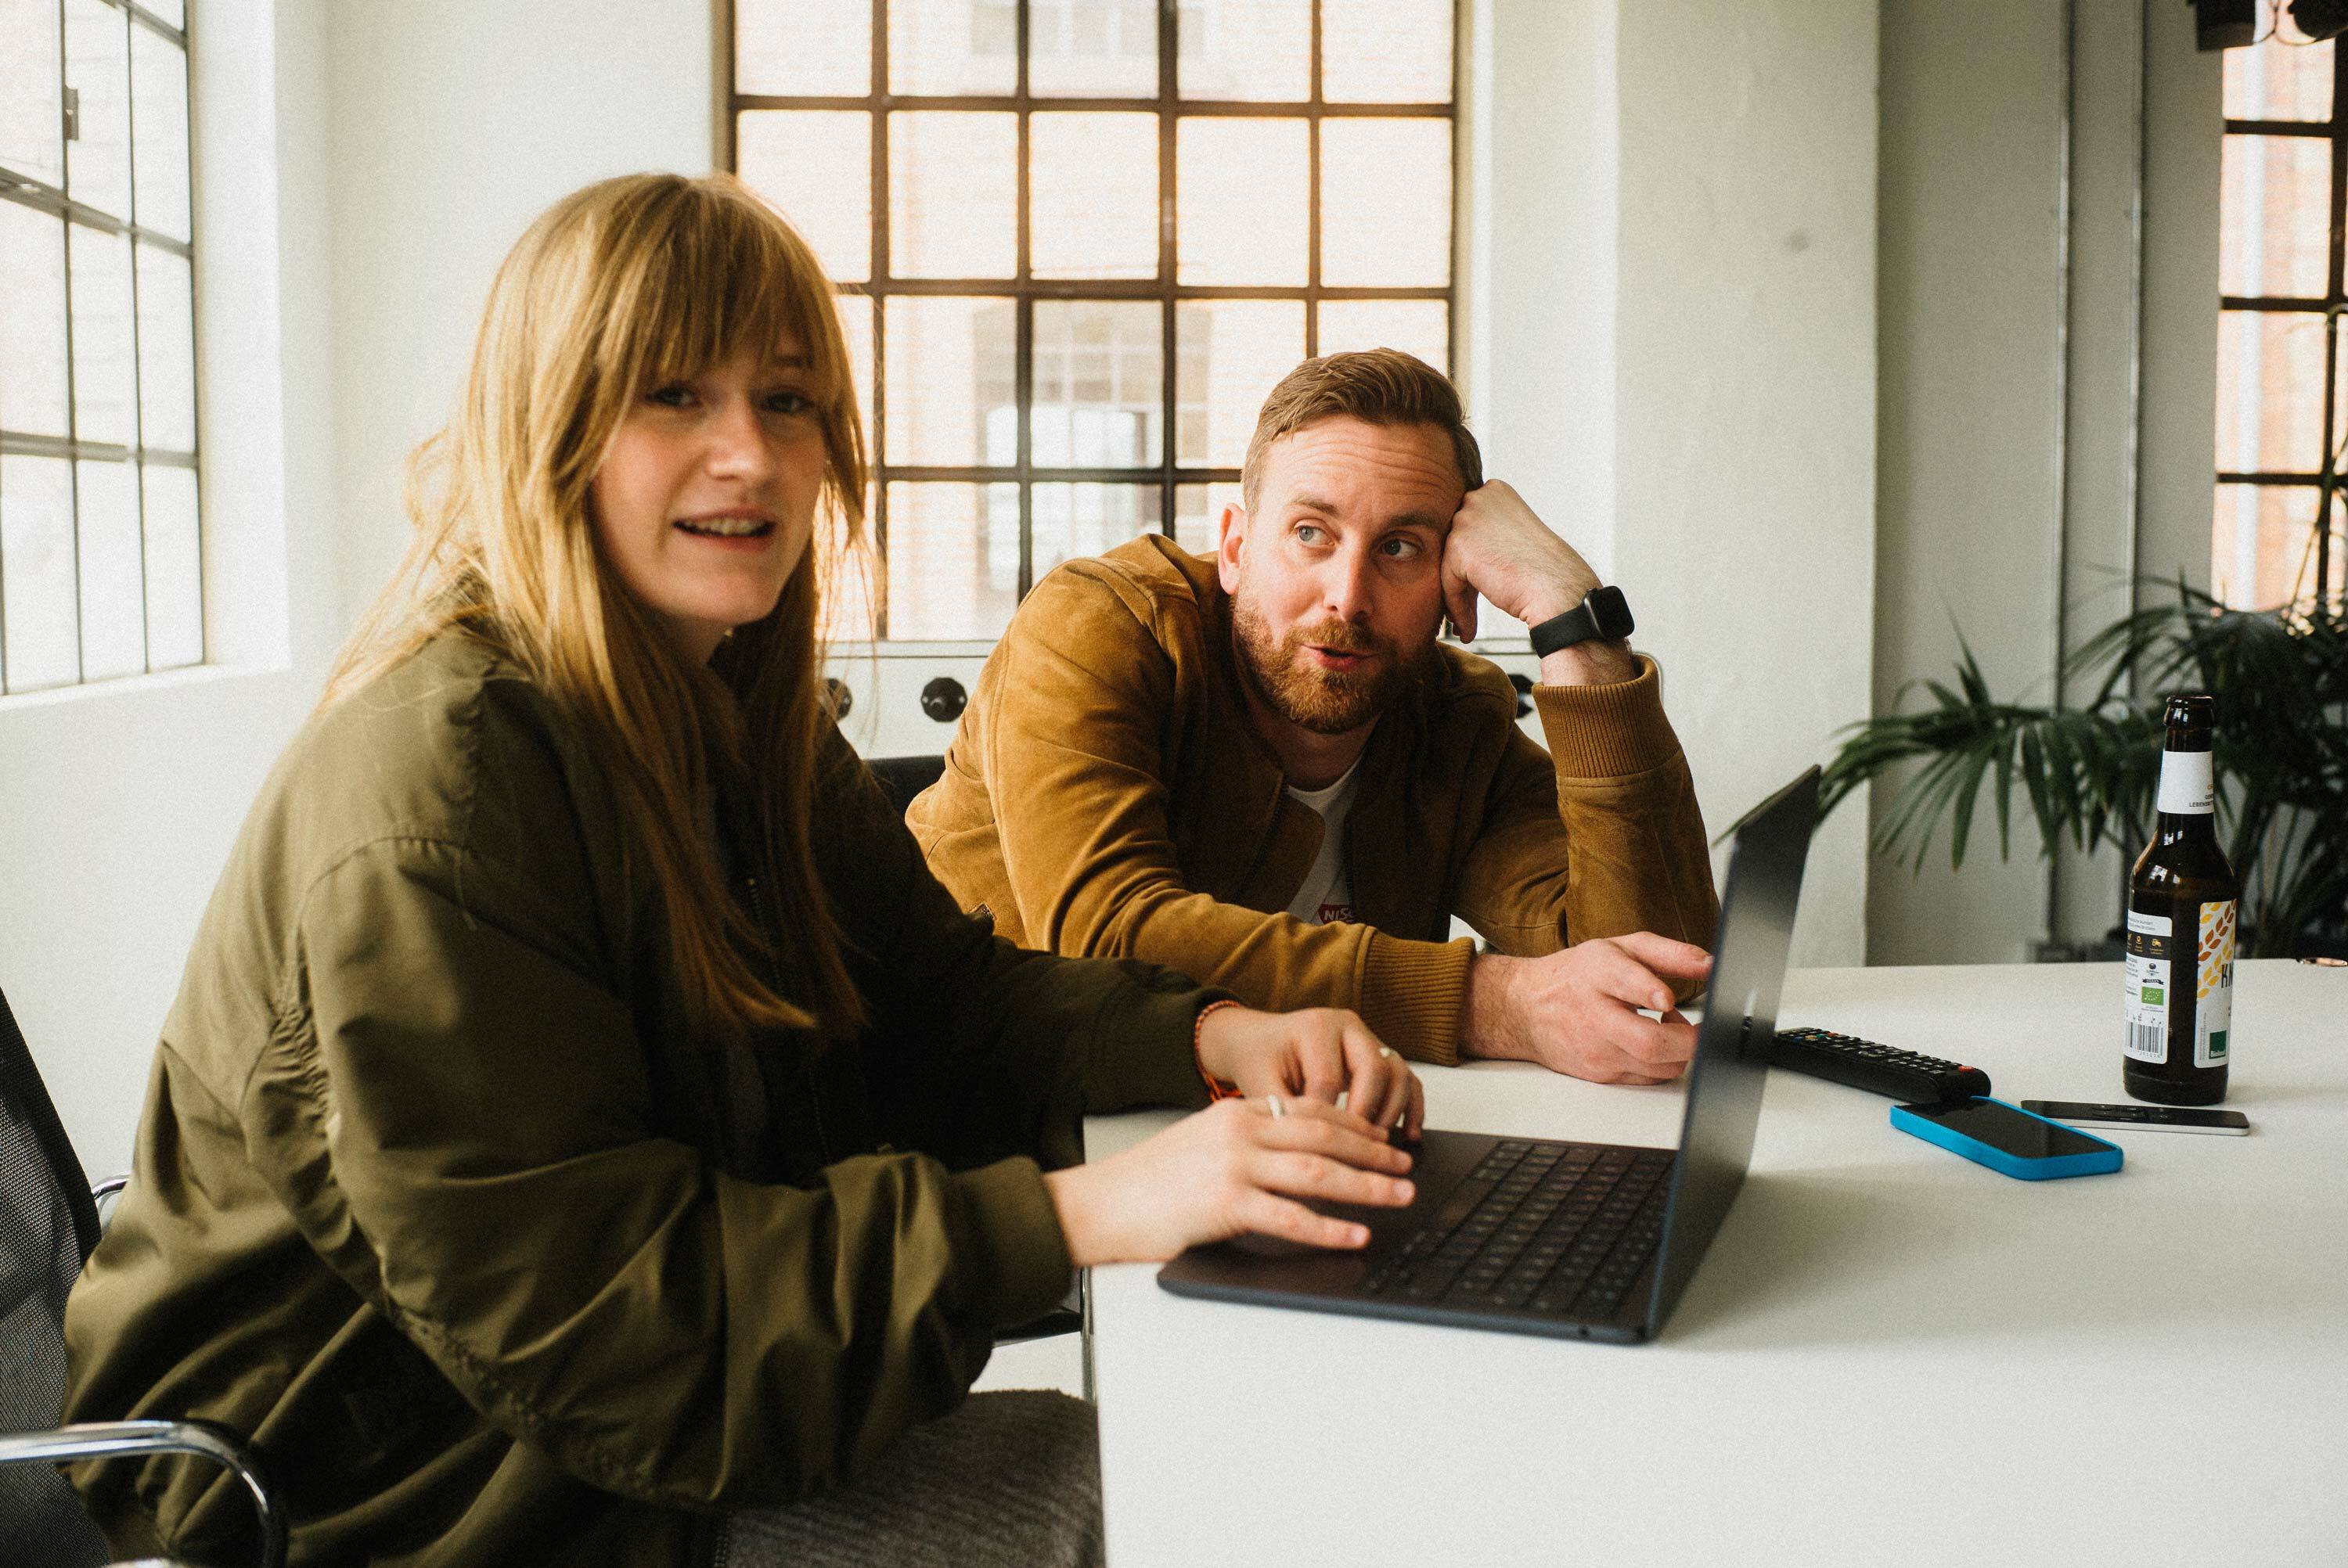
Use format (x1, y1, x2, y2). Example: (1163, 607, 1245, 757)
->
(1230, 592, 1425, 735)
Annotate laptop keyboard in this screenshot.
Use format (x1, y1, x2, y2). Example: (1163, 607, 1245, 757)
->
(1359, 1139, 1675, 1321)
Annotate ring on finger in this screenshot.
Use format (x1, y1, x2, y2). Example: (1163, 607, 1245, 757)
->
(1377, 1046, 1396, 1061)
(1265, 1094, 1287, 1120)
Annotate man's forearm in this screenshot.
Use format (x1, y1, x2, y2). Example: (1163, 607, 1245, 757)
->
(1456, 951, 1532, 1063)
(1535, 638, 1639, 687)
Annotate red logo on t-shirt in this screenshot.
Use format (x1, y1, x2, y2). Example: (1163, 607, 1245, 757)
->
(1316, 902, 1356, 925)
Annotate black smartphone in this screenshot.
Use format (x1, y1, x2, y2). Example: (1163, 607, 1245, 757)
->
(2019, 1099, 2251, 1136)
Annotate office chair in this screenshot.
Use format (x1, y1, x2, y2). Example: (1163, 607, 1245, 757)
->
(0, 984, 286, 1568)
(866, 753, 947, 815)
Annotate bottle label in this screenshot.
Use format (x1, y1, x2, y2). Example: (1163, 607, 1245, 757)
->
(2195, 899, 2238, 1068)
(2123, 910, 2172, 1063)
(2155, 750, 2215, 815)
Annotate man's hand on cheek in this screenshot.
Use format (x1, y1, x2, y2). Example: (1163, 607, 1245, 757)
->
(1442, 481, 1637, 685)
(1439, 480, 1604, 642)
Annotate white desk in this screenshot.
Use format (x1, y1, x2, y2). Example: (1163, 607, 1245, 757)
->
(1085, 961, 2348, 1568)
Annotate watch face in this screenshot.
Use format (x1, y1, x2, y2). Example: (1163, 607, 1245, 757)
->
(1590, 585, 1635, 640)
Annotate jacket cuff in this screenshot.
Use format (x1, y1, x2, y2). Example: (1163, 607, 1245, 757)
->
(953, 1156, 1077, 1334)
(1356, 932, 1475, 1067)
(1532, 655, 1682, 779)
(1093, 976, 1223, 1113)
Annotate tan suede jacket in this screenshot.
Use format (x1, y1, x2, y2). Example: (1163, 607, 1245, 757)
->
(907, 538, 1721, 1066)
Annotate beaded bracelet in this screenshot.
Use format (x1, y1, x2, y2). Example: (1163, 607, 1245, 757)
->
(1191, 998, 1244, 1101)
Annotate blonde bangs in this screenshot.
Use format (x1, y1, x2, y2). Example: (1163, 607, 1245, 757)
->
(592, 179, 866, 538)
(322, 173, 871, 1045)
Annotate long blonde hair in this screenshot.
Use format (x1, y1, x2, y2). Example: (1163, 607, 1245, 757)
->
(323, 172, 866, 1041)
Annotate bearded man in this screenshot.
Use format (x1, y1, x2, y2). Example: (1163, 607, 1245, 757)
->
(906, 351, 1720, 1084)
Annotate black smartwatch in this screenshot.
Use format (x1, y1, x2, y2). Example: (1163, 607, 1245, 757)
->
(1527, 585, 1634, 658)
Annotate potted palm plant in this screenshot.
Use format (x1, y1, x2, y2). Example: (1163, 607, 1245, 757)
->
(1819, 584, 2348, 959)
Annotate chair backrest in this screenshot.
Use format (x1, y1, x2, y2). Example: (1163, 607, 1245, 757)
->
(0, 984, 117, 1561)
(867, 754, 946, 816)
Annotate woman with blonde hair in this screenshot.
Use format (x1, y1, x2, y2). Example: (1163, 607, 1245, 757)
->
(61, 172, 1422, 1568)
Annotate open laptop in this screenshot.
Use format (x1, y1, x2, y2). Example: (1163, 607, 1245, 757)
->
(1157, 766, 1819, 1345)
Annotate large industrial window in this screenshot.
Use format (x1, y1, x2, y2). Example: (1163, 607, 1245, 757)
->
(2217, 27, 2347, 608)
(0, 0, 201, 693)
(729, 0, 1459, 641)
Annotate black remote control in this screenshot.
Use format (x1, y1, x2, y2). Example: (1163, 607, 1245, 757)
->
(1768, 1027, 1991, 1102)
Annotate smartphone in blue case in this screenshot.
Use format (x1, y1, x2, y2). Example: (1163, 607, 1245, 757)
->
(1891, 1096, 2124, 1181)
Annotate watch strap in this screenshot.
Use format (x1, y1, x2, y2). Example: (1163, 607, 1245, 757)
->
(1529, 585, 1633, 658)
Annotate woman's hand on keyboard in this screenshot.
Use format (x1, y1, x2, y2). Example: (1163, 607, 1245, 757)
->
(1195, 1004, 1424, 1136)
(1043, 1097, 1416, 1266)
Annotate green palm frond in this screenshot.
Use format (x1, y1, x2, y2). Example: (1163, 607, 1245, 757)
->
(1818, 584, 2348, 958)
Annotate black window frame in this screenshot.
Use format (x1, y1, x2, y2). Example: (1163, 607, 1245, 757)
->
(726, 0, 1460, 639)
(2219, 41, 2346, 606)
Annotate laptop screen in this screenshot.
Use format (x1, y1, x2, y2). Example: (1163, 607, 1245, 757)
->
(1643, 767, 1819, 1329)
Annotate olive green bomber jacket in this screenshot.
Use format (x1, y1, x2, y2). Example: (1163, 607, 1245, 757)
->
(61, 633, 1215, 1567)
(907, 538, 1720, 1066)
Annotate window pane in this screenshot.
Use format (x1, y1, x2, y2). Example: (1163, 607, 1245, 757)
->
(1032, 300, 1162, 466)
(885, 481, 1020, 638)
(0, 0, 65, 186)
(891, 111, 1017, 279)
(737, 110, 872, 283)
(884, 296, 1016, 465)
(1179, 0, 1309, 101)
(1032, 112, 1158, 280)
(1174, 480, 1242, 554)
(0, 454, 78, 691)
(140, 462, 200, 667)
(1176, 298, 1303, 465)
(63, 0, 130, 219)
(136, 241, 195, 451)
(130, 21, 190, 241)
(143, 0, 184, 24)
(1033, 483, 1161, 581)
(75, 456, 141, 679)
(735, 0, 869, 95)
(1030, 0, 1158, 97)
(0, 200, 71, 437)
(69, 222, 136, 446)
(2219, 135, 2331, 299)
(835, 292, 874, 462)
(891, 0, 1017, 95)
(2224, 34, 2332, 121)
(1176, 117, 1308, 284)
(1316, 299, 1449, 371)
(813, 500, 878, 642)
(1323, 0, 1453, 103)
(1320, 118, 1451, 286)
(2215, 310, 2328, 473)
(2213, 482, 2332, 610)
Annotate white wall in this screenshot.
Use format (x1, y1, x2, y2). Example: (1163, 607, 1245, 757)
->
(0, 0, 346, 1173)
(1872, 0, 2069, 965)
(323, 0, 719, 621)
(1463, 0, 1618, 593)
(1462, 0, 1878, 967)
(1613, 0, 1880, 969)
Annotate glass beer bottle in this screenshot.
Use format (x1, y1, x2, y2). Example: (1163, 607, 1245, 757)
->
(2122, 694, 2238, 1105)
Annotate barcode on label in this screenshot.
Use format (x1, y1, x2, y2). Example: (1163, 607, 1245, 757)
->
(2127, 1019, 2166, 1063)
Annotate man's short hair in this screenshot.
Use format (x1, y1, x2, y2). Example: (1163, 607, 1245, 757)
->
(1239, 348, 1484, 509)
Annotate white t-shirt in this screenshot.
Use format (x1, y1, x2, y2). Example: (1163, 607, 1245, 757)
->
(1284, 761, 1363, 925)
